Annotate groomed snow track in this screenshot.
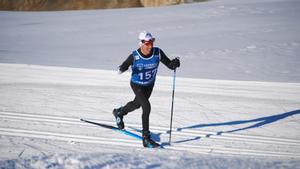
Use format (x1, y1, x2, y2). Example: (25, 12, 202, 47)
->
(1, 111, 300, 158)
(1, 64, 300, 160)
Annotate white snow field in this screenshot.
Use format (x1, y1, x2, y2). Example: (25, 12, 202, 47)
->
(1, 0, 300, 168)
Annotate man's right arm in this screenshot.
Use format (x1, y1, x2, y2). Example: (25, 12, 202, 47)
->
(119, 54, 133, 73)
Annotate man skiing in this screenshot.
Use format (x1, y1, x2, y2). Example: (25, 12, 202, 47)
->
(113, 31, 180, 148)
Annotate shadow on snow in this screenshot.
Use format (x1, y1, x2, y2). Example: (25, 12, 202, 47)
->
(82, 109, 300, 146)
(173, 109, 300, 144)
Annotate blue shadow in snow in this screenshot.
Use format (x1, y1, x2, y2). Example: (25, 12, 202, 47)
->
(130, 109, 300, 145)
(176, 109, 300, 139)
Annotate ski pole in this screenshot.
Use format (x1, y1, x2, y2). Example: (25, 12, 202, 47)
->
(168, 65, 177, 145)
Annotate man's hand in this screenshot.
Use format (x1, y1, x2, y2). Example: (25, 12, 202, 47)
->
(117, 67, 124, 74)
(169, 57, 180, 70)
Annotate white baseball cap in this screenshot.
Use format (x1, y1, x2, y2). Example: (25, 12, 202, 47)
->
(138, 31, 155, 42)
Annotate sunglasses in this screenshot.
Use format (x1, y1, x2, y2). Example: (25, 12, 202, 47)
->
(141, 39, 155, 46)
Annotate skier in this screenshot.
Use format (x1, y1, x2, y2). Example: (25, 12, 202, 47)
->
(113, 31, 180, 148)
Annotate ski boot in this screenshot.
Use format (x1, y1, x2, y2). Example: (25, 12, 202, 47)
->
(142, 131, 160, 148)
(112, 107, 125, 130)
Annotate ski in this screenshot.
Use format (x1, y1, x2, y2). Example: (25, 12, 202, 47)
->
(80, 118, 143, 140)
(80, 118, 162, 148)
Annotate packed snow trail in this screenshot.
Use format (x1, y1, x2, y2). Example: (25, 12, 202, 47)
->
(1, 110, 300, 157)
(1, 64, 300, 161)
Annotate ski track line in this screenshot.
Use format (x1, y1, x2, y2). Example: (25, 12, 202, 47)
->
(1, 127, 300, 158)
(1, 111, 300, 147)
(1, 111, 300, 158)
(0, 127, 141, 148)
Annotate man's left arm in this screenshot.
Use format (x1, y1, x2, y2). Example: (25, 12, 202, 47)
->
(160, 49, 180, 70)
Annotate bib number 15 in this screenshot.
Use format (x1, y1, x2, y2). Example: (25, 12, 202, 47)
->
(138, 69, 157, 81)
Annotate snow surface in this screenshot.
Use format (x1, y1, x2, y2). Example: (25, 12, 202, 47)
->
(1, 0, 300, 168)
(1, 0, 300, 82)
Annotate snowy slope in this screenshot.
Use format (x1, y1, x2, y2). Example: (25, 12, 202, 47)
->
(1, 0, 300, 168)
(1, 0, 300, 82)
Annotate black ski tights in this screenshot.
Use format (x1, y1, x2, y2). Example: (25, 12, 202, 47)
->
(122, 82, 154, 132)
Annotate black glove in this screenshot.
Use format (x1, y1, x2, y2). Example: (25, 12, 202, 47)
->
(169, 57, 180, 70)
